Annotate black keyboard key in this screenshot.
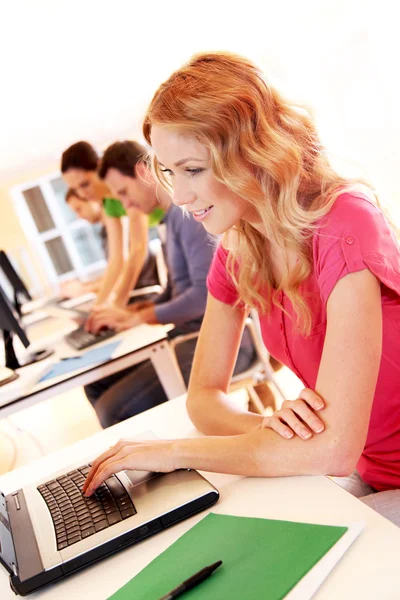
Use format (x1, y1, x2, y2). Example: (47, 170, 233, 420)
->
(66, 526, 80, 536)
(94, 520, 108, 532)
(70, 490, 82, 499)
(65, 326, 116, 350)
(93, 513, 106, 523)
(107, 512, 122, 526)
(121, 507, 136, 519)
(118, 498, 133, 511)
(79, 519, 93, 530)
(55, 527, 66, 536)
(76, 509, 90, 519)
(38, 466, 137, 548)
(58, 541, 68, 550)
(79, 466, 91, 476)
(91, 509, 106, 520)
(86, 497, 99, 506)
(82, 526, 96, 538)
(104, 506, 119, 516)
(67, 534, 82, 545)
(47, 483, 60, 491)
(105, 476, 127, 500)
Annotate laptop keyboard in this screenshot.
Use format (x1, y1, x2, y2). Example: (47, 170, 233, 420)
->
(65, 326, 116, 350)
(38, 465, 136, 550)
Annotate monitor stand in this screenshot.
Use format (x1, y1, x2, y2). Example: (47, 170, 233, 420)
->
(3, 330, 53, 370)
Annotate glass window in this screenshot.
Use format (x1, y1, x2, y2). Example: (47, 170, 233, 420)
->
(50, 176, 76, 224)
(23, 187, 55, 232)
(44, 237, 73, 275)
(71, 226, 106, 267)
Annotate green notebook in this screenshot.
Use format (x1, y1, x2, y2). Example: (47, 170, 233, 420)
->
(108, 513, 349, 600)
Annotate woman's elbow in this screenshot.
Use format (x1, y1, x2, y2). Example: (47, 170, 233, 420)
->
(185, 390, 213, 434)
(324, 440, 361, 478)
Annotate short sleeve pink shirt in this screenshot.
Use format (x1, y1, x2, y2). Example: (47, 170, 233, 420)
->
(207, 191, 400, 491)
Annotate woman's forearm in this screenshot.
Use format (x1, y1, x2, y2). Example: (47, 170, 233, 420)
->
(94, 258, 123, 305)
(172, 428, 353, 477)
(113, 245, 147, 307)
(186, 387, 263, 436)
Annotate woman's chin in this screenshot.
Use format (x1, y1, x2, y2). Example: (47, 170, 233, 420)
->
(201, 220, 231, 236)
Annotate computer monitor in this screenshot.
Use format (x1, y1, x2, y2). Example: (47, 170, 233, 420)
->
(0, 284, 52, 369)
(0, 251, 32, 317)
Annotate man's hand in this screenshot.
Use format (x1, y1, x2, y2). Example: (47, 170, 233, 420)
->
(85, 305, 136, 334)
(128, 300, 154, 313)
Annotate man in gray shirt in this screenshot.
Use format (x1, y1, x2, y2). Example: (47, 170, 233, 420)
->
(84, 140, 255, 427)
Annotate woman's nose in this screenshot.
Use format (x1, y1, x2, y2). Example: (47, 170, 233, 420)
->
(172, 185, 196, 208)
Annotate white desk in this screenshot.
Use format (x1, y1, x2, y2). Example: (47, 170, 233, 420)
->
(0, 395, 399, 599)
(0, 314, 186, 418)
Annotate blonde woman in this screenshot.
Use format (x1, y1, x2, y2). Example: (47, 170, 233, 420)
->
(84, 53, 400, 525)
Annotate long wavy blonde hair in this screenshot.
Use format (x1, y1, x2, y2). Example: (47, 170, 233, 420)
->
(143, 51, 373, 334)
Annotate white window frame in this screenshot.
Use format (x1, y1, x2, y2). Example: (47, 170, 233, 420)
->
(11, 171, 107, 287)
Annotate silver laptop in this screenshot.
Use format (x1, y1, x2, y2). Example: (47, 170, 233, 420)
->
(0, 458, 219, 595)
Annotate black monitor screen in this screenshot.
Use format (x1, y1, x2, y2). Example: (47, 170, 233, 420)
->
(0, 251, 32, 302)
(0, 285, 29, 348)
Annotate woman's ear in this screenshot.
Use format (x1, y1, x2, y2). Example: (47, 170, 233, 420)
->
(134, 161, 153, 183)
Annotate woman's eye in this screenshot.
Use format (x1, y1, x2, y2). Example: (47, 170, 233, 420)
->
(185, 168, 203, 176)
(160, 168, 173, 175)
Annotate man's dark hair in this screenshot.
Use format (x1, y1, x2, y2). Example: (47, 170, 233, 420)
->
(65, 188, 80, 203)
(98, 140, 148, 180)
(61, 141, 99, 173)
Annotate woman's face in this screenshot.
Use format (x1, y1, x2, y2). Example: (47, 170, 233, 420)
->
(150, 126, 260, 235)
(62, 168, 99, 202)
(68, 196, 100, 223)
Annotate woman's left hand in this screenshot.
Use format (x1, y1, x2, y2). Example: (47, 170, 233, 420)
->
(261, 388, 325, 440)
(82, 439, 177, 496)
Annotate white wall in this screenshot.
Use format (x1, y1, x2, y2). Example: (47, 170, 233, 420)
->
(1, 0, 399, 213)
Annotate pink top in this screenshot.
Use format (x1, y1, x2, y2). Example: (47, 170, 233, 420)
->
(207, 191, 400, 491)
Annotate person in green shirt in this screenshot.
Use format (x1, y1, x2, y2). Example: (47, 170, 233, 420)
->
(61, 141, 156, 307)
(97, 141, 165, 227)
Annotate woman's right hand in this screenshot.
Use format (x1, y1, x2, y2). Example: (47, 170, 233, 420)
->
(59, 279, 85, 299)
(261, 388, 325, 440)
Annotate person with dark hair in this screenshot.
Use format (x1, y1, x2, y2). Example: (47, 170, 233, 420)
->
(61, 141, 99, 176)
(98, 140, 164, 227)
(83, 139, 256, 428)
(65, 188, 103, 224)
(61, 141, 158, 307)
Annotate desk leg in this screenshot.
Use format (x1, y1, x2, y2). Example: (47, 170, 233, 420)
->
(149, 342, 187, 400)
